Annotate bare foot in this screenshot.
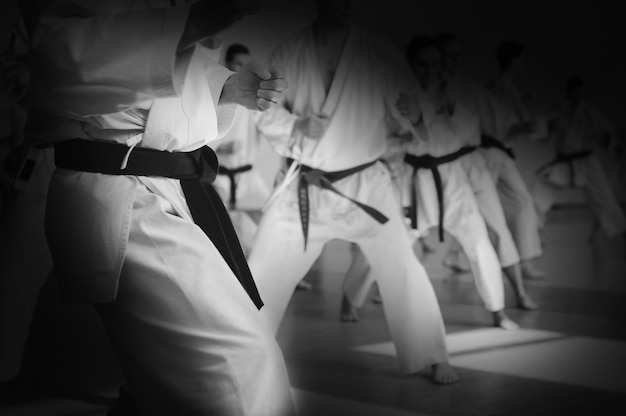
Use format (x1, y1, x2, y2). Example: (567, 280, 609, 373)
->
(517, 295, 538, 311)
(432, 362, 459, 384)
(340, 295, 359, 322)
(295, 280, 314, 291)
(493, 310, 520, 331)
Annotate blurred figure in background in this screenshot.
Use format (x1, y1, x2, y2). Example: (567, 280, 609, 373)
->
(532, 77, 626, 245)
(438, 35, 544, 284)
(342, 35, 521, 330)
(437, 34, 541, 310)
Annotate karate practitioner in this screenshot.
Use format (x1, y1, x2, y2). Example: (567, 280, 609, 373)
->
(211, 43, 272, 254)
(484, 40, 545, 278)
(430, 34, 538, 308)
(532, 77, 626, 242)
(342, 36, 520, 330)
(482, 40, 546, 278)
(25, 1, 295, 415)
(249, 0, 458, 384)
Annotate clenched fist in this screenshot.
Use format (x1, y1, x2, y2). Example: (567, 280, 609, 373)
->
(221, 61, 288, 112)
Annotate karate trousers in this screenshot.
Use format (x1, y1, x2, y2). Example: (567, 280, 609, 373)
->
(69, 180, 294, 416)
(343, 162, 505, 313)
(482, 148, 542, 261)
(458, 151, 521, 267)
(247, 162, 449, 374)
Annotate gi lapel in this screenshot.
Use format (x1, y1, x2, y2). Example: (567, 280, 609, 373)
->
(319, 26, 357, 118)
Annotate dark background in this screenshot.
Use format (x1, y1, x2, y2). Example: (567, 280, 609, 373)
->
(2, 0, 624, 124)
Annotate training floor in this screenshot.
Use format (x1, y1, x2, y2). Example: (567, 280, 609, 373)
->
(1, 203, 625, 416)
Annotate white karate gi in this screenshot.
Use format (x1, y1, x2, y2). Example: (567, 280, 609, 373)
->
(445, 77, 524, 266)
(344, 90, 505, 312)
(210, 106, 271, 254)
(532, 101, 626, 237)
(250, 25, 450, 374)
(28, 2, 293, 415)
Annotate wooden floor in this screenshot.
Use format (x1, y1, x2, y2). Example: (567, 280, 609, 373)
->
(1, 204, 625, 416)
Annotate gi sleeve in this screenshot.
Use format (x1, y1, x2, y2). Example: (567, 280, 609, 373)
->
(30, 2, 191, 116)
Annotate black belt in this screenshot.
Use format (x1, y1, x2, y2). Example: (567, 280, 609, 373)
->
(54, 139, 263, 310)
(480, 134, 515, 159)
(217, 164, 253, 209)
(534, 149, 592, 187)
(404, 146, 476, 242)
(287, 158, 389, 250)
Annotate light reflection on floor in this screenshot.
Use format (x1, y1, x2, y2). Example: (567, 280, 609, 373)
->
(353, 328, 626, 393)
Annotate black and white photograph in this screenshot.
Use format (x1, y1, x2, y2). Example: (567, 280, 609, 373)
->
(1, 1, 625, 415)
